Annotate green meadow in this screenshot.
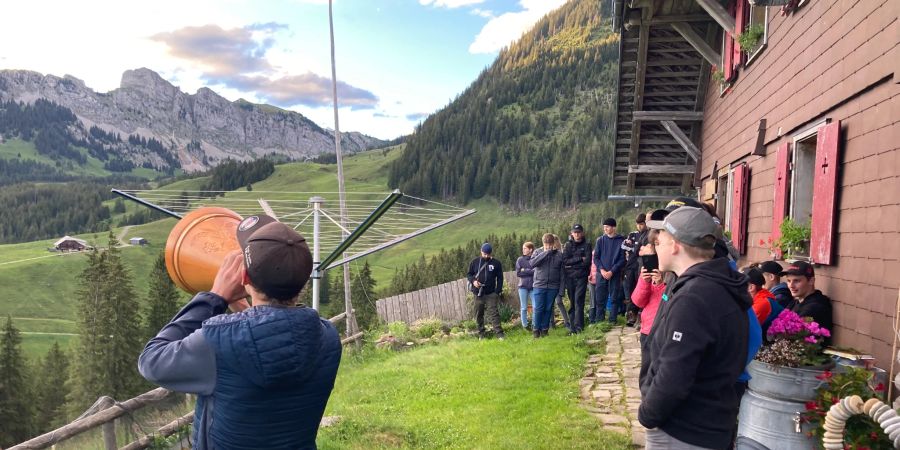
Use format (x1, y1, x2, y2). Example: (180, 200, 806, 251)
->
(1, 146, 600, 358)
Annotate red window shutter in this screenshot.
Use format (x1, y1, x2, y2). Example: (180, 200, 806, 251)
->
(734, 0, 748, 68)
(771, 141, 791, 258)
(810, 121, 841, 265)
(724, 1, 737, 81)
(730, 163, 750, 255)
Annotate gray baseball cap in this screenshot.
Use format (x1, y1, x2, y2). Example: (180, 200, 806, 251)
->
(658, 206, 718, 249)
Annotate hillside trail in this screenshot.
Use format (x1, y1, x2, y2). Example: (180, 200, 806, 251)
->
(117, 225, 133, 243)
(580, 326, 645, 448)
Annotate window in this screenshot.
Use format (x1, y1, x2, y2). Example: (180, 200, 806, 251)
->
(745, 5, 768, 63)
(771, 120, 841, 264)
(790, 133, 816, 226)
(716, 171, 732, 227)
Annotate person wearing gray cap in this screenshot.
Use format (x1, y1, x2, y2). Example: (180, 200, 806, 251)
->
(139, 215, 342, 449)
(638, 207, 752, 450)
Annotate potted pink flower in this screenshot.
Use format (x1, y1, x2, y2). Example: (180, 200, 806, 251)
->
(749, 309, 834, 401)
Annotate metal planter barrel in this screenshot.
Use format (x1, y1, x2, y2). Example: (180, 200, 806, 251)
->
(746, 359, 831, 402)
(736, 360, 833, 449)
(737, 389, 816, 450)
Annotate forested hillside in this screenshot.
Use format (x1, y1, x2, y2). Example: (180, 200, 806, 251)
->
(388, 0, 618, 208)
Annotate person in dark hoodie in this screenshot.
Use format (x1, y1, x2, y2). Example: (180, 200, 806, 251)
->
(562, 224, 592, 333)
(139, 215, 342, 450)
(516, 241, 536, 329)
(758, 260, 792, 308)
(592, 218, 625, 324)
(467, 243, 505, 340)
(638, 207, 751, 450)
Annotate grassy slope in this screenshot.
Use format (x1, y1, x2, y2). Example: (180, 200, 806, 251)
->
(0, 137, 170, 178)
(1, 146, 594, 358)
(318, 327, 630, 449)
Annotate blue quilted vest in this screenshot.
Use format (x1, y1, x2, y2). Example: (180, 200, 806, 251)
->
(195, 305, 342, 449)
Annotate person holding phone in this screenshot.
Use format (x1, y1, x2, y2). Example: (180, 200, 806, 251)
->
(630, 222, 667, 344)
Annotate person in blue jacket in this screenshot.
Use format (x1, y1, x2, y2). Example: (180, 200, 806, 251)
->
(139, 215, 342, 450)
(592, 218, 625, 324)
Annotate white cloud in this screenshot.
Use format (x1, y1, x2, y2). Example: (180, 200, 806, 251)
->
(419, 0, 485, 8)
(468, 0, 567, 54)
(470, 8, 494, 18)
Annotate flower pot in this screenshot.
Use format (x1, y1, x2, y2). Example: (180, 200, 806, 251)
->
(747, 359, 835, 402)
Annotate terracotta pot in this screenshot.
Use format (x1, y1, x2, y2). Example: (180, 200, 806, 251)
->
(165, 207, 243, 294)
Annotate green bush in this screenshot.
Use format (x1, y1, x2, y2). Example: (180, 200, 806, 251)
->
(459, 319, 477, 332)
(498, 303, 515, 324)
(411, 318, 443, 338)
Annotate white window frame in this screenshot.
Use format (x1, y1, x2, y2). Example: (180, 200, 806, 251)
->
(788, 119, 829, 226)
(745, 5, 768, 64)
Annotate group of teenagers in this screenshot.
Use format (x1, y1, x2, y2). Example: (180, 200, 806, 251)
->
(467, 196, 834, 449)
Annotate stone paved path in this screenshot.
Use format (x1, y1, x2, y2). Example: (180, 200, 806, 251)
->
(580, 326, 645, 448)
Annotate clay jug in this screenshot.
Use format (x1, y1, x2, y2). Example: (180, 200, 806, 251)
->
(165, 207, 243, 294)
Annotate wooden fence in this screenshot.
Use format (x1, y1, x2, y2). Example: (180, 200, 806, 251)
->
(376, 272, 520, 324)
(9, 312, 361, 450)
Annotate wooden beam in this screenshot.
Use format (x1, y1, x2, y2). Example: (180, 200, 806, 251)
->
(626, 7, 652, 193)
(633, 111, 704, 121)
(651, 14, 714, 25)
(661, 120, 701, 161)
(629, 165, 697, 174)
(670, 22, 721, 66)
(696, 0, 736, 32)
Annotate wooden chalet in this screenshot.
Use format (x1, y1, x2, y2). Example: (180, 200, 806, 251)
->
(54, 236, 89, 252)
(610, 0, 899, 364)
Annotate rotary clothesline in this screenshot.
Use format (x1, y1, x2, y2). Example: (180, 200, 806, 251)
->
(113, 189, 474, 263)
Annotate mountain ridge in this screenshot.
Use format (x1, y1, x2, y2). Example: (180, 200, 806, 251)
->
(0, 67, 386, 172)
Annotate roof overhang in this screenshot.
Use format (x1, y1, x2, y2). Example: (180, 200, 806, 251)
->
(610, 0, 721, 197)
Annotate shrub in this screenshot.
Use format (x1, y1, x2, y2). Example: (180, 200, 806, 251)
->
(411, 318, 443, 338)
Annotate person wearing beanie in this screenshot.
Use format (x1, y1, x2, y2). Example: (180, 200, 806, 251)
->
(591, 218, 625, 324)
(467, 242, 505, 340)
(139, 215, 341, 449)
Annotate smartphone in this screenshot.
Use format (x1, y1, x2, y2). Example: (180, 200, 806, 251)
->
(642, 254, 659, 272)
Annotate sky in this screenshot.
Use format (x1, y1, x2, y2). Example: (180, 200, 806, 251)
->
(0, 0, 568, 140)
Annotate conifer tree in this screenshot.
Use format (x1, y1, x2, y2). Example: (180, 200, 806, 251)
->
(34, 341, 70, 432)
(0, 315, 34, 446)
(143, 252, 183, 342)
(351, 261, 378, 330)
(68, 232, 147, 416)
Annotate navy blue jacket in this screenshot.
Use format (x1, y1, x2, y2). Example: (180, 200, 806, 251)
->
(593, 234, 626, 275)
(467, 257, 504, 296)
(139, 293, 342, 449)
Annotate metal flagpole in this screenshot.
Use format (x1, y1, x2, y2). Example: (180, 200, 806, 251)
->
(310, 196, 324, 311)
(328, 0, 358, 337)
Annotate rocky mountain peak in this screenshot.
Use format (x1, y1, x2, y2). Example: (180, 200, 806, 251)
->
(0, 68, 387, 172)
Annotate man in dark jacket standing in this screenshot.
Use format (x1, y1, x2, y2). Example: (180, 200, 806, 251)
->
(467, 243, 505, 340)
(592, 218, 625, 324)
(139, 215, 342, 449)
(639, 207, 750, 450)
(563, 224, 591, 333)
(622, 213, 648, 327)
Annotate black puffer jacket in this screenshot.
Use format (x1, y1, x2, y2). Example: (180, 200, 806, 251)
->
(638, 257, 751, 449)
(562, 237, 591, 279)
